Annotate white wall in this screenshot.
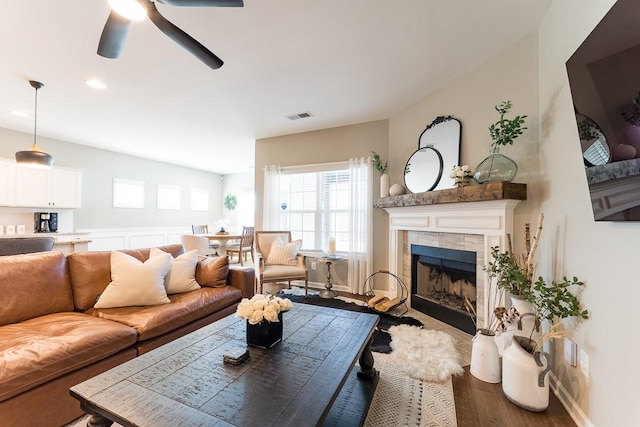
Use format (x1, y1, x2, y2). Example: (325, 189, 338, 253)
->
(221, 172, 254, 233)
(0, 127, 224, 231)
(539, 0, 636, 425)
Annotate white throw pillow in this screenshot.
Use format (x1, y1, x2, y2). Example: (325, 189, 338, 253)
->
(266, 238, 302, 266)
(94, 250, 172, 309)
(150, 247, 201, 294)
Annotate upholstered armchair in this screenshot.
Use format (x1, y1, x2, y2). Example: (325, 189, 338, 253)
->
(254, 231, 308, 296)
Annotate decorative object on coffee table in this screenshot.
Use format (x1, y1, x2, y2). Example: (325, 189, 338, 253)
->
(236, 294, 292, 349)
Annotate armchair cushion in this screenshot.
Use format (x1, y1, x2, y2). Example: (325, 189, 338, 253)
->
(261, 264, 307, 280)
(266, 238, 302, 266)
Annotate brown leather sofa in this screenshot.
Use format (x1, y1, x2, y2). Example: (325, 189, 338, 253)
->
(0, 244, 255, 427)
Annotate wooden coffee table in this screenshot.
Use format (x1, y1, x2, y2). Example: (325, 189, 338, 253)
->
(70, 303, 379, 426)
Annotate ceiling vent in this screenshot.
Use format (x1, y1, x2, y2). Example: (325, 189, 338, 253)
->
(286, 111, 313, 121)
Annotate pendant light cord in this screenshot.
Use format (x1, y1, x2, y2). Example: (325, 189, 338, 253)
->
(33, 85, 38, 146)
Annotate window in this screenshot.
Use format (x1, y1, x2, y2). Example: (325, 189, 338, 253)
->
(113, 178, 144, 208)
(278, 165, 350, 252)
(157, 184, 181, 210)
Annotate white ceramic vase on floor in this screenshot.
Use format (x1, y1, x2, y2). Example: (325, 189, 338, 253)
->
(502, 336, 552, 412)
(470, 329, 501, 383)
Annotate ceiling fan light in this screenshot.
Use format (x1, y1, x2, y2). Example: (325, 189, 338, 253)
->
(108, 0, 147, 21)
(15, 144, 54, 168)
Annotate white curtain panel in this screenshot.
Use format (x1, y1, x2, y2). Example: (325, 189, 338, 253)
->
(348, 156, 373, 294)
(263, 165, 282, 230)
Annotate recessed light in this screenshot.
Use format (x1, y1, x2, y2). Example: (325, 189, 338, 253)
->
(10, 110, 29, 117)
(86, 79, 107, 90)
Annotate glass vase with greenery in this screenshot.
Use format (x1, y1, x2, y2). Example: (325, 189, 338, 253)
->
(474, 100, 527, 183)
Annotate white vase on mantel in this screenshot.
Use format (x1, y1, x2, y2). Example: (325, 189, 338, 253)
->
(380, 173, 390, 198)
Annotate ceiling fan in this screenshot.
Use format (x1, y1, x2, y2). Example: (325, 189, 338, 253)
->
(98, 0, 244, 69)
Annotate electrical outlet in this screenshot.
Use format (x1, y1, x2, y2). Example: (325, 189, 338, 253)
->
(564, 338, 577, 366)
(579, 349, 589, 378)
(311, 262, 317, 270)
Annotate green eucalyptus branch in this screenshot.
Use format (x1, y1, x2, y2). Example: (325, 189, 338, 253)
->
(371, 151, 388, 175)
(489, 100, 528, 148)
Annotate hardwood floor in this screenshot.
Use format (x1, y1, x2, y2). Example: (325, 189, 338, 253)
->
(263, 283, 578, 426)
(452, 366, 576, 426)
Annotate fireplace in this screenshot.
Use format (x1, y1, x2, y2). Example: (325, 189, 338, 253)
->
(375, 184, 526, 331)
(411, 244, 476, 334)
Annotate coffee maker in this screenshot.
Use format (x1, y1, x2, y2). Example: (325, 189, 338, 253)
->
(34, 212, 58, 233)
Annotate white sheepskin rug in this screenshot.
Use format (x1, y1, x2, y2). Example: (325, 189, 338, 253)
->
(389, 324, 464, 383)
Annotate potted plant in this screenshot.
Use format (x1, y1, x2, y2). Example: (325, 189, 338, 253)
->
(235, 294, 293, 348)
(473, 100, 528, 183)
(372, 151, 390, 198)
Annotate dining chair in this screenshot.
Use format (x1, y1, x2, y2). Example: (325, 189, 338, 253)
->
(191, 224, 219, 255)
(191, 225, 209, 234)
(254, 231, 308, 296)
(226, 226, 255, 266)
(180, 235, 217, 257)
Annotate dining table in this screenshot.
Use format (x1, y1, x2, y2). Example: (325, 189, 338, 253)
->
(201, 233, 241, 256)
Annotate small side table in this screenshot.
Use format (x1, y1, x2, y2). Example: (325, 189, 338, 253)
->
(317, 255, 342, 299)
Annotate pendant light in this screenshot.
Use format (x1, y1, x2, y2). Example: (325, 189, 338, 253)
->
(15, 80, 54, 168)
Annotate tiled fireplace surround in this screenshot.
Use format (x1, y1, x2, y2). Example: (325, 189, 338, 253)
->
(382, 198, 523, 329)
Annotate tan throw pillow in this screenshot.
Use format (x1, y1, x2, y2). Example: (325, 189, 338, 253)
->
(266, 238, 302, 266)
(94, 250, 172, 309)
(150, 247, 201, 294)
(196, 255, 229, 287)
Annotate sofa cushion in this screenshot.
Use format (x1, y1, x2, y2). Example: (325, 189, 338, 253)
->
(86, 286, 242, 341)
(94, 251, 172, 309)
(0, 252, 73, 327)
(68, 244, 184, 311)
(150, 247, 201, 294)
(0, 312, 137, 402)
(196, 255, 229, 287)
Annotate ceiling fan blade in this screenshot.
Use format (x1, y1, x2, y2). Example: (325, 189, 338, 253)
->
(146, 2, 224, 69)
(97, 11, 131, 59)
(156, 0, 243, 7)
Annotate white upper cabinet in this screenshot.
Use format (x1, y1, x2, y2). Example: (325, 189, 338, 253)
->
(9, 161, 82, 208)
(50, 167, 82, 208)
(0, 159, 16, 206)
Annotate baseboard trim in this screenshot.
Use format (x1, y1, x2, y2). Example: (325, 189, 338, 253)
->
(550, 373, 593, 427)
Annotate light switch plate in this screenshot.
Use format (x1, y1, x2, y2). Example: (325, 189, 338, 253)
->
(564, 337, 577, 366)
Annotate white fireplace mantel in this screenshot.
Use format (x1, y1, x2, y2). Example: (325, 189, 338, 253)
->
(383, 197, 524, 328)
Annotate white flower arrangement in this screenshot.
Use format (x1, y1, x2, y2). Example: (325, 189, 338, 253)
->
(449, 164, 473, 179)
(236, 294, 293, 325)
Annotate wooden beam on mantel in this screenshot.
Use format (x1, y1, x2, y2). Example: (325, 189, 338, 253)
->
(373, 182, 527, 209)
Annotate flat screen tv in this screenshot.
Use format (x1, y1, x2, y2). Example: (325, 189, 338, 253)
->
(566, 0, 640, 221)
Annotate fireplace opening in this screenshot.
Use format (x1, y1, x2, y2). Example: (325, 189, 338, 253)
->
(411, 244, 476, 334)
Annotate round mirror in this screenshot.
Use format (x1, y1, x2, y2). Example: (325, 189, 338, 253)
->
(404, 146, 444, 193)
(404, 116, 461, 193)
(576, 113, 610, 166)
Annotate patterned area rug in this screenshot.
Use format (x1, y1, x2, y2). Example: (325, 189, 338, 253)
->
(365, 352, 457, 427)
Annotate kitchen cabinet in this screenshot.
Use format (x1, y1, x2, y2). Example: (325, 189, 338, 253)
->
(13, 164, 82, 208)
(0, 159, 15, 206)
